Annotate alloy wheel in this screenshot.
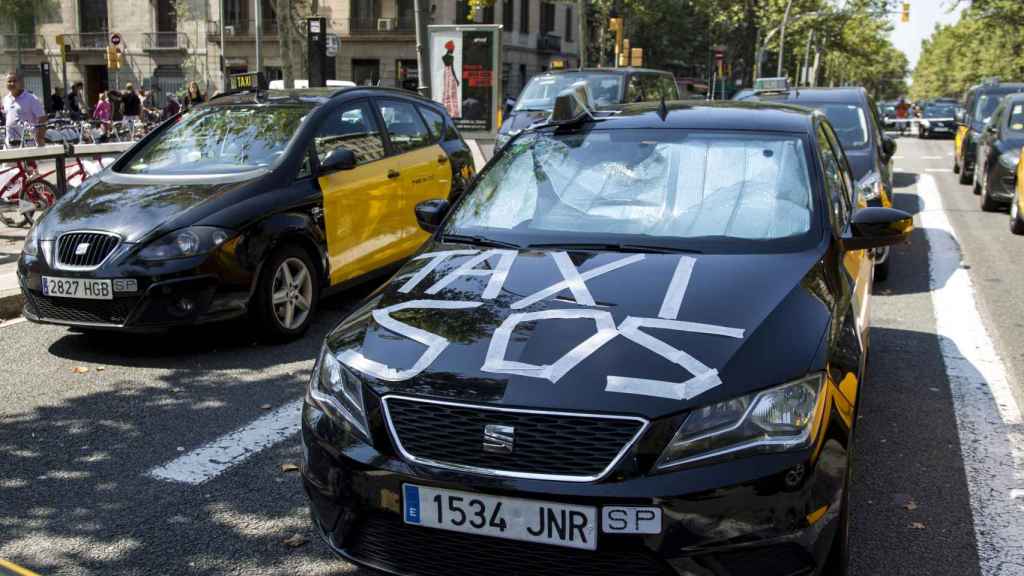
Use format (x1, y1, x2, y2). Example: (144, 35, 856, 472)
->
(271, 257, 313, 330)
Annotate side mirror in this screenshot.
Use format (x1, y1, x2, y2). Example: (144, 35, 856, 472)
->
(320, 148, 356, 173)
(415, 199, 450, 233)
(843, 207, 913, 251)
(881, 136, 897, 159)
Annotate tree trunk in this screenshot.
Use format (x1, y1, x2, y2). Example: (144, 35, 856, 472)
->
(276, 0, 294, 88)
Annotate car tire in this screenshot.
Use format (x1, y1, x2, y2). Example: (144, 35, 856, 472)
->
(874, 250, 890, 283)
(252, 245, 320, 342)
(1011, 193, 1024, 235)
(958, 152, 972, 185)
(972, 163, 983, 195)
(980, 173, 1001, 212)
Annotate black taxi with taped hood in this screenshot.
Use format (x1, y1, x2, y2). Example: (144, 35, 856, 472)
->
(301, 92, 913, 576)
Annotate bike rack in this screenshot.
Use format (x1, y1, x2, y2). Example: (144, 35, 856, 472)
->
(0, 142, 134, 198)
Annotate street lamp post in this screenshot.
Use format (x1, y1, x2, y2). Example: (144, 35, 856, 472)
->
(413, 0, 431, 97)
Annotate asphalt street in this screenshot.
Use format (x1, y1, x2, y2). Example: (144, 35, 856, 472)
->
(1, 135, 1023, 575)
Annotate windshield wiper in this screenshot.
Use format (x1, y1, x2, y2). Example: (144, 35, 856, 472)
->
(526, 242, 702, 254)
(441, 233, 523, 250)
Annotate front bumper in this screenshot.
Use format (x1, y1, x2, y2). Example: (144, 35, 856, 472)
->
(301, 398, 850, 576)
(17, 249, 253, 331)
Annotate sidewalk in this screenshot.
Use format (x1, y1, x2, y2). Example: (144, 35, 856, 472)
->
(0, 224, 26, 319)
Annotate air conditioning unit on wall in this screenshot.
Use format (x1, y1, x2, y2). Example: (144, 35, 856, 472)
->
(224, 25, 235, 36)
(377, 18, 395, 31)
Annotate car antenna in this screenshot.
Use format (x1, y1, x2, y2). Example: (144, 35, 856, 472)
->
(657, 95, 669, 121)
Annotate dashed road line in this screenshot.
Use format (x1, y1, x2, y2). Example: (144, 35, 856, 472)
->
(921, 155, 943, 159)
(918, 173, 1024, 575)
(925, 168, 953, 173)
(147, 400, 303, 485)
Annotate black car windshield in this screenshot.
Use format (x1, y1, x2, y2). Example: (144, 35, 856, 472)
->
(973, 92, 1023, 124)
(448, 129, 816, 247)
(1009, 102, 1024, 133)
(514, 73, 624, 111)
(803, 103, 869, 149)
(924, 105, 956, 118)
(120, 105, 311, 175)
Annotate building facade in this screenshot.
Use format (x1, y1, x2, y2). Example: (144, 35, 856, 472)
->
(1, 0, 578, 111)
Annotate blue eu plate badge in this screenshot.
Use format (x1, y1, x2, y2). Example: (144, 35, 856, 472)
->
(404, 484, 421, 524)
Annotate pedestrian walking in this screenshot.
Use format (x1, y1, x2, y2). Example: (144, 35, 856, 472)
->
(50, 87, 64, 114)
(2, 71, 47, 146)
(92, 91, 112, 141)
(161, 93, 181, 121)
(66, 82, 84, 121)
(183, 81, 204, 111)
(122, 83, 142, 136)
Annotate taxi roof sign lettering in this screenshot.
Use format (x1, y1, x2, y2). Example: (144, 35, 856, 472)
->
(753, 77, 789, 94)
(229, 72, 268, 92)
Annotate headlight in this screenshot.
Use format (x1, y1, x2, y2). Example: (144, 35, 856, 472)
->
(999, 152, 1020, 170)
(857, 172, 883, 202)
(138, 226, 232, 261)
(656, 373, 826, 470)
(920, 120, 930, 128)
(307, 344, 370, 439)
(21, 224, 39, 256)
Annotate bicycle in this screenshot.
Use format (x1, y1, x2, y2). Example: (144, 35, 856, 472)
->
(1, 122, 60, 227)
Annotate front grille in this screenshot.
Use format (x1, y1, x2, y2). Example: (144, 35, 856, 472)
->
(55, 232, 120, 269)
(384, 397, 646, 480)
(25, 291, 139, 325)
(345, 513, 674, 576)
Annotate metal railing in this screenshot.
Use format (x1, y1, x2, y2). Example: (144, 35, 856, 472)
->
(208, 19, 279, 40)
(0, 142, 134, 199)
(537, 33, 562, 53)
(64, 32, 110, 50)
(142, 32, 189, 50)
(0, 34, 45, 51)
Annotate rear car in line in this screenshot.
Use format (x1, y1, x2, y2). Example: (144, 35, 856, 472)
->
(974, 93, 1024, 211)
(915, 102, 957, 139)
(18, 76, 473, 340)
(736, 80, 898, 280)
(301, 90, 913, 576)
(954, 79, 1024, 185)
(495, 67, 679, 150)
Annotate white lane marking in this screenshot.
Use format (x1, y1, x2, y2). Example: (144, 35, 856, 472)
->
(926, 168, 953, 173)
(918, 173, 1024, 574)
(921, 156, 943, 160)
(892, 155, 905, 159)
(147, 400, 302, 485)
(0, 317, 27, 328)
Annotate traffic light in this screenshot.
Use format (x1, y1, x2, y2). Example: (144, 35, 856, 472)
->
(106, 46, 121, 70)
(55, 34, 69, 63)
(901, 3, 910, 23)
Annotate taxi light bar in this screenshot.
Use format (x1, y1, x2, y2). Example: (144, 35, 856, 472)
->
(229, 72, 268, 92)
(549, 81, 593, 125)
(753, 77, 790, 94)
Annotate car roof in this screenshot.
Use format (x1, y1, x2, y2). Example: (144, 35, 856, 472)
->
(968, 83, 1024, 96)
(207, 86, 441, 108)
(558, 101, 817, 133)
(738, 87, 868, 105)
(534, 67, 672, 78)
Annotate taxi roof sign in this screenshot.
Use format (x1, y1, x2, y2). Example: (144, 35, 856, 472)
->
(753, 77, 790, 93)
(229, 72, 268, 92)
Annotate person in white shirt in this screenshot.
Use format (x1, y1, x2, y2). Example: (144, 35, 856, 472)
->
(2, 71, 47, 146)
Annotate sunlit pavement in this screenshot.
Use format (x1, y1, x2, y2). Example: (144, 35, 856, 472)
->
(1, 135, 1023, 575)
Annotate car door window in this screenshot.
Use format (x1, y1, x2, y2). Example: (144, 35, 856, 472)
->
(625, 75, 644, 102)
(418, 105, 446, 142)
(377, 99, 431, 154)
(314, 100, 386, 166)
(817, 124, 850, 230)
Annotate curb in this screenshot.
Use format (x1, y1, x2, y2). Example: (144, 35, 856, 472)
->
(0, 288, 24, 321)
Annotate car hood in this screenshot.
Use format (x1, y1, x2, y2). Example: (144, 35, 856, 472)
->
(39, 171, 259, 243)
(326, 243, 833, 420)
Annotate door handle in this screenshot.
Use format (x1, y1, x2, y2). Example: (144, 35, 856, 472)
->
(387, 169, 401, 179)
(437, 154, 449, 164)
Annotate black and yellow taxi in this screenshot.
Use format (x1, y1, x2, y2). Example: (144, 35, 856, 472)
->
(18, 74, 473, 340)
(975, 93, 1024, 211)
(1012, 147, 1024, 234)
(954, 79, 1024, 185)
(302, 88, 912, 575)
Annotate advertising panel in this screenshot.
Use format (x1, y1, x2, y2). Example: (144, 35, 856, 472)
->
(428, 25, 502, 138)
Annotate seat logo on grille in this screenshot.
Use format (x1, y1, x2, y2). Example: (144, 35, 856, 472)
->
(482, 424, 515, 454)
(75, 243, 90, 256)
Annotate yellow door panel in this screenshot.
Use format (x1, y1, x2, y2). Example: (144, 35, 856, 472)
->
(842, 249, 872, 347)
(397, 143, 452, 251)
(319, 158, 404, 285)
(955, 125, 968, 158)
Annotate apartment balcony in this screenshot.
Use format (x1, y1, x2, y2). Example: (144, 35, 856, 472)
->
(64, 32, 111, 50)
(537, 33, 561, 53)
(143, 32, 189, 51)
(207, 19, 280, 42)
(340, 14, 415, 36)
(0, 34, 45, 52)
